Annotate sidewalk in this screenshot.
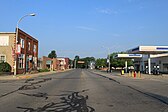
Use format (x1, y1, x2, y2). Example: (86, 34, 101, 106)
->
(121, 72, 168, 83)
(97, 70, 168, 80)
(0, 69, 71, 80)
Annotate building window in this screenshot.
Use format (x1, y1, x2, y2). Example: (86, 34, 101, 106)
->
(0, 36, 9, 46)
(20, 38, 24, 48)
(18, 54, 25, 69)
(28, 42, 31, 51)
(33, 44, 36, 52)
(0, 55, 6, 63)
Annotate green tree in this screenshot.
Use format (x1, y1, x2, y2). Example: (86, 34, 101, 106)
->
(95, 58, 107, 68)
(110, 52, 133, 69)
(75, 55, 80, 60)
(0, 62, 11, 72)
(48, 50, 57, 58)
(74, 55, 80, 68)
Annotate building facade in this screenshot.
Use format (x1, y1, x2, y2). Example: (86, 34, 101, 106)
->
(134, 54, 168, 73)
(0, 29, 38, 74)
(38, 57, 69, 71)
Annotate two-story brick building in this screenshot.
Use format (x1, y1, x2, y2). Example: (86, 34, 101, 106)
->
(0, 28, 38, 74)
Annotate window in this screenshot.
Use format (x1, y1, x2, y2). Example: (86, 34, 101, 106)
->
(33, 44, 36, 52)
(0, 55, 6, 63)
(0, 36, 9, 46)
(20, 38, 24, 48)
(28, 42, 31, 51)
(18, 54, 25, 69)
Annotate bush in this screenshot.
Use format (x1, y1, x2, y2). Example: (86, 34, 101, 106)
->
(0, 62, 12, 72)
(38, 69, 50, 72)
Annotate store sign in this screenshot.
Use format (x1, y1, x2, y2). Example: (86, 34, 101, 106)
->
(46, 60, 52, 65)
(77, 61, 85, 64)
(16, 44, 21, 54)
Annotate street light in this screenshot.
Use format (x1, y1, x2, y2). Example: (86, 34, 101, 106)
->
(103, 46, 111, 72)
(14, 13, 36, 75)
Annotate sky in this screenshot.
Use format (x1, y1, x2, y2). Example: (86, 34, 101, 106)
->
(0, 0, 168, 59)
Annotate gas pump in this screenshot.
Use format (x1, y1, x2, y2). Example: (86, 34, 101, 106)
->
(145, 66, 148, 74)
(156, 65, 160, 75)
(153, 66, 156, 75)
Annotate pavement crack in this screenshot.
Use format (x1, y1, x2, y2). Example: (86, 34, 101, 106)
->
(19, 92, 48, 99)
(0, 89, 19, 98)
(88, 71, 121, 84)
(17, 89, 95, 112)
(0, 78, 52, 98)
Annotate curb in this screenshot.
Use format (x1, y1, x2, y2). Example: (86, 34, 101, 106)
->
(0, 69, 72, 80)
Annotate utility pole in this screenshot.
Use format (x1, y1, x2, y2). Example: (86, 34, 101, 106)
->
(103, 46, 111, 72)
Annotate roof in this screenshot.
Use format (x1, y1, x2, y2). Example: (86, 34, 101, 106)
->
(151, 53, 168, 58)
(0, 32, 15, 34)
(127, 46, 168, 54)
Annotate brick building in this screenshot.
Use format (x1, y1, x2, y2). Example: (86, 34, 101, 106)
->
(0, 29, 38, 74)
(38, 56, 55, 71)
(38, 57, 69, 71)
(56, 57, 69, 70)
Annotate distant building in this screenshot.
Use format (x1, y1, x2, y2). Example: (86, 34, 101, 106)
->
(38, 56, 54, 71)
(57, 57, 69, 70)
(0, 29, 38, 74)
(38, 57, 69, 71)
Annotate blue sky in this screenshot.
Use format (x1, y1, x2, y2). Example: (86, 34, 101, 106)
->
(0, 0, 168, 59)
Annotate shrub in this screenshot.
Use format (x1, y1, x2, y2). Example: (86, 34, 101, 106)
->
(0, 62, 12, 72)
(38, 69, 50, 72)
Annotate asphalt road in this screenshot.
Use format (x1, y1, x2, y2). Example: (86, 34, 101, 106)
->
(0, 69, 167, 112)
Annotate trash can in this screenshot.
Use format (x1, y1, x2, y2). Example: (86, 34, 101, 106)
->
(121, 70, 124, 75)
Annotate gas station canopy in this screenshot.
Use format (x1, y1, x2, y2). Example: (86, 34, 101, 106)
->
(114, 54, 142, 73)
(127, 46, 168, 74)
(114, 54, 142, 59)
(127, 46, 168, 54)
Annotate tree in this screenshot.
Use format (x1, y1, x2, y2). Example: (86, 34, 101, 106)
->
(110, 52, 133, 69)
(95, 58, 107, 68)
(0, 62, 11, 72)
(74, 55, 80, 68)
(48, 50, 57, 58)
(75, 55, 80, 60)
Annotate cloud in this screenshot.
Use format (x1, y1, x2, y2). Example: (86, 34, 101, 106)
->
(76, 26, 97, 31)
(97, 8, 118, 15)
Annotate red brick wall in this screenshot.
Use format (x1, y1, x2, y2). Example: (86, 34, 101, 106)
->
(17, 29, 38, 74)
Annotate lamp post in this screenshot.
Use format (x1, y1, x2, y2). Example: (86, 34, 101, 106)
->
(103, 46, 111, 72)
(14, 13, 36, 75)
